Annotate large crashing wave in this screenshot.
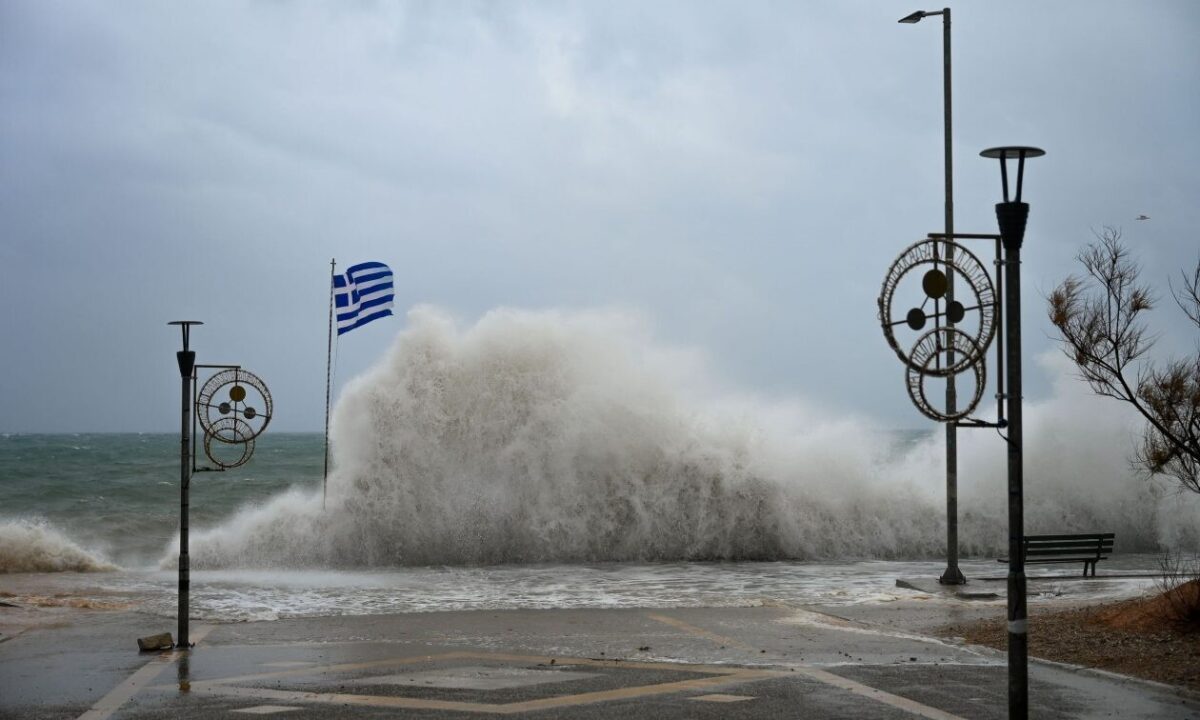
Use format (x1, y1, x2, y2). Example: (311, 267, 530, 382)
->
(0, 519, 118, 573)
(186, 306, 1199, 568)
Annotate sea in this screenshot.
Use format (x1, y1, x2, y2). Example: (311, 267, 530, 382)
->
(2, 308, 1196, 622)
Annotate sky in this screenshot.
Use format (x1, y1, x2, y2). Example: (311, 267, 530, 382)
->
(1, 0, 1197, 433)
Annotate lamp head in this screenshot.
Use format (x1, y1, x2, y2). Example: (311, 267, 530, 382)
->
(979, 146, 1046, 161)
(898, 11, 926, 23)
(980, 146, 1045, 204)
(168, 320, 203, 351)
(981, 147, 1045, 251)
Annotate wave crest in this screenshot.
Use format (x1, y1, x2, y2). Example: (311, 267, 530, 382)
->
(0, 519, 118, 573)
(185, 306, 1200, 568)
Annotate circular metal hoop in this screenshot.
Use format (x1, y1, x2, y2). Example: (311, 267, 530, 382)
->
(196, 368, 272, 443)
(905, 328, 986, 422)
(203, 417, 256, 469)
(879, 239, 997, 376)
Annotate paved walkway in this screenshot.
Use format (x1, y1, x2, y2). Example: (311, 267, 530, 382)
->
(1, 605, 1197, 719)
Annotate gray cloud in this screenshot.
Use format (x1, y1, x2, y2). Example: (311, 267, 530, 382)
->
(1, 0, 1197, 432)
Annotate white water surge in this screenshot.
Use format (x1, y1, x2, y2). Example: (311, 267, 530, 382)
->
(185, 306, 1199, 569)
(0, 519, 117, 573)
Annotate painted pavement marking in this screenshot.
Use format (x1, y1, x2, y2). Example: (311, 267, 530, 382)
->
(162, 650, 759, 688)
(153, 650, 789, 715)
(345, 665, 602, 690)
(645, 612, 757, 652)
(76, 624, 215, 720)
(794, 667, 967, 720)
(647, 611, 968, 720)
(690, 693, 757, 703)
(229, 706, 301, 715)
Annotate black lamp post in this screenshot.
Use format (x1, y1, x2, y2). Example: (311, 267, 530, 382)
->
(168, 320, 202, 648)
(899, 7, 965, 586)
(981, 145, 1044, 720)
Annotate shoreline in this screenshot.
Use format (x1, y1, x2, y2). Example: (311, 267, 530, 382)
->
(3, 561, 1191, 698)
(3, 590, 1198, 718)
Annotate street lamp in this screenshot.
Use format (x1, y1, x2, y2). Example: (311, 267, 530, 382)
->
(168, 320, 201, 648)
(981, 144, 1045, 720)
(899, 7, 965, 586)
(167, 321, 272, 649)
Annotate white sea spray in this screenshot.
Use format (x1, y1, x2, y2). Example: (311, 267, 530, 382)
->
(182, 306, 1200, 569)
(0, 518, 118, 573)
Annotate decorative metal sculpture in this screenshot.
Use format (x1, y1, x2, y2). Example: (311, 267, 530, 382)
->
(904, 327, 986, 421)
(879, 237, 997, 421)
(195, 368, 272, 469)
(878, 238, 996, 374)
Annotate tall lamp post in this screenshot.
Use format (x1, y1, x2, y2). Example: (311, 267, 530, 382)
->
(899, 7, 965, 585)
(982, 145, 1044, 720)
(168, 320, 202, 648)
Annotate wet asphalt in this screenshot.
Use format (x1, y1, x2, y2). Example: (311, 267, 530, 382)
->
(1, 604, 1197, 719)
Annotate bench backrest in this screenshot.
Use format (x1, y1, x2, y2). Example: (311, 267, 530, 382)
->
(1023, 533, 1114, 559)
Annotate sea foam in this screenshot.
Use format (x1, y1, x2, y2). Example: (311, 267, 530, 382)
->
(183, 306, 1199, 568)
(0, 519, 118, 573)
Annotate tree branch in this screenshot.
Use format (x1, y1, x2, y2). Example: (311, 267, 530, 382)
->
(1047, 228, 1200, 493)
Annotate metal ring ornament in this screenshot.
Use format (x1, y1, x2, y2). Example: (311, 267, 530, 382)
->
(879, 239, 997, 377)
(196, 368, 272, 443)
(202, 417, 256, 469)
(905, 327, 986, 422)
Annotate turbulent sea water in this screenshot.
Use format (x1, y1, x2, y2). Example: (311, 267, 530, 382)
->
(2, 307, 1197, 620)
(0, 433, 324, 571)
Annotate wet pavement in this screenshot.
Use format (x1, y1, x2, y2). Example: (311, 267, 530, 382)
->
(1, 605, 1197, 719)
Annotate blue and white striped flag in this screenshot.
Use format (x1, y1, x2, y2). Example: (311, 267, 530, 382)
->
(334, 261, 394, 335)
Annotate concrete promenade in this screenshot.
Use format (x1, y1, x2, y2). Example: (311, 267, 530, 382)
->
(1, 604, 1197, 719)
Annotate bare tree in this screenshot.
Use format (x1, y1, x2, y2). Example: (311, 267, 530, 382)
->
(1048, 227, 1200, 494)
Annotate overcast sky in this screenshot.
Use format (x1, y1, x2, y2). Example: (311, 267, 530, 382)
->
(1, 0, 1197, 433)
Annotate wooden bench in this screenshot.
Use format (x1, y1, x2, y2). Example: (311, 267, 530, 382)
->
(998, 533, 1115, 577)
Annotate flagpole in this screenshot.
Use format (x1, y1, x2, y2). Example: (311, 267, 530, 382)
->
(323, 258, 336, 510)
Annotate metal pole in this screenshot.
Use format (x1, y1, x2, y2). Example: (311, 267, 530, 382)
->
(323, 259, 336, 510)
(997, 198, 1030, 719)
(179, 366, 190, 648)
(170, 321, 200, 649)
(994, 237, 1006, 425)
(938, 7, 964, 586)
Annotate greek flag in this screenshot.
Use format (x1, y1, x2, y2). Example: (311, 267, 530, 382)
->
(334, 261, 394, 335)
